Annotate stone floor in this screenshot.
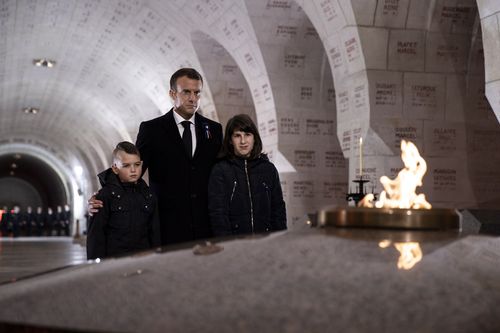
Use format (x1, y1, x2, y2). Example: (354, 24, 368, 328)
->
(0, 237, 87, 284)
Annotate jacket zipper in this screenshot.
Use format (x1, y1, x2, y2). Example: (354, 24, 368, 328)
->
(230, 181, 237, 202)
(263, 182, 270, 204)
(244, 159, 254, 233)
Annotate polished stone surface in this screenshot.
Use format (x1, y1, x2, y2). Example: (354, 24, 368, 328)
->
(0, 223, 499, 332)
(0, 237, 87, 284)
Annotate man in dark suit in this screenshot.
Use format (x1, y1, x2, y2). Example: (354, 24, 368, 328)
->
(136, 68, 222, 245)
(90, 68, 222, 246)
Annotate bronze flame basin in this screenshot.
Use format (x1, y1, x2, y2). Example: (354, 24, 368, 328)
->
(320, 207, 461, 230)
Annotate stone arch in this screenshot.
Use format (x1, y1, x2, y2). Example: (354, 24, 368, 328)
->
(298, 0, 500, 208)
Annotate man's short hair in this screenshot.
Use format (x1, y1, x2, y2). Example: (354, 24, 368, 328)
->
(112, 141, 140, 160)
(170, 68, 203, 91)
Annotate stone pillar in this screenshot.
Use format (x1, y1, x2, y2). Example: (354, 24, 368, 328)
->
(301, 0, 500, 208)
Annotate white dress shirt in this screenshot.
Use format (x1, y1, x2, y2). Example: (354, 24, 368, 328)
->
(173, 110, 197, 156)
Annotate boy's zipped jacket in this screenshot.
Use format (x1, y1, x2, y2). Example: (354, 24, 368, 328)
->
(87, 168, 160, 259)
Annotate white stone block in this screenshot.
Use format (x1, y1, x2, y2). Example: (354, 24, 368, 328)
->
(304, 117, 337, 141)
(336, 71, 370, 124)
(358, 27, 389, 70)
(256, 17, 302, 44)
(262, 46, 288, 79)
(234, 45, 266, 79)
(369, 118, 424, 155)
(388, 29, 425, 71)
(324, 32, 349, 80)
(321, 80, 337, 109)
(250, 76, 275, 110)
(186, 0, 227, 26)
(348, 0, 377, 26)
(425, 33, 470, 73)
(249, 16, 276, 44)
(289, 146, 319, 172)
(256, 107, 278, 143)
(279, 113, 337, 146)
(368, 70, 403, 119)
(291, 175, 316, 201)
(468, 149, 500, 207)
(280, 144, 345, 178)
(250, 0, 299, 18)
(324, 149, 348, 171)
(423, 121, 466, 157)
(340, 27, 366, 74)
(312, 0, 348, 35)
(338, 125, 353, 155)
(468, 125, 500, 154)
(337, 119, 368, 157)
(270, 77, 293, 109)
(224, 83, 250, 106)
(283, 47, 307, 75)
(217, 62, 247, 82)
(348, 155, 386, 193)
(407, 0, 433, 29)
(445, 74, 466, 122)
(429, 0, 477, 34)
(214, 6, 253, 49)
(300, 1, 325, 35)
(374, 0, 410, 28)
(424, 157, 475, 207)
(292, 79, 319, 108)
(403, 72, 446, 120)
(279, 116, 301, 138)
(320, 177, 349, 203)
(299, 23, 323, 47)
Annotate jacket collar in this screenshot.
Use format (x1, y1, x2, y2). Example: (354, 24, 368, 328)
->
(227, 154, 268, 169)
(97, 168, 149, 195)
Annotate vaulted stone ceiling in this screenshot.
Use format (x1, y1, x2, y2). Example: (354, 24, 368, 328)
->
(1, 0, 500, 223)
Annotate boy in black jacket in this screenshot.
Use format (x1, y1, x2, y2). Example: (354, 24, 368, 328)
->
(87, 142, 160, 260)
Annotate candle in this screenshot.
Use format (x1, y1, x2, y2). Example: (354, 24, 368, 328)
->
(359, 137, 363, 178)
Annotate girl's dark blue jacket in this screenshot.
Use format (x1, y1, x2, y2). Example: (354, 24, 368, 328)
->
(208, 155, 287, 236)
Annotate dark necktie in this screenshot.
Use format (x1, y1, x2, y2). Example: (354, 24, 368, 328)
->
(181, 121, 192, 158)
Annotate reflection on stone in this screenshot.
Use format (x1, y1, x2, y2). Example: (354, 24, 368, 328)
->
(394, 242, 423, 270)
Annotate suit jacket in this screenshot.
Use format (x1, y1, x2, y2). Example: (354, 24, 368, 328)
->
(136, 109, 222, 245)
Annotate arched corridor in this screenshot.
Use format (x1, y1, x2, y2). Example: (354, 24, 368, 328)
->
(1, 1, 500, 332)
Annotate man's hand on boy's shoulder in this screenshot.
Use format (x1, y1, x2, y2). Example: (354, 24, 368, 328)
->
(87, 192, 104, 217)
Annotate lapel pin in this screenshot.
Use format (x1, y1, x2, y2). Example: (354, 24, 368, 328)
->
(203, 123, 212, 139)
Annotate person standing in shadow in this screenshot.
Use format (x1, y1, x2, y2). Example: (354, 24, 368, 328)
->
(63, 204, 71, 236)
(208, 114, 287, 236)
(35, 207, 45, 236)
(1, 206, 10, 237)
(24, 206, 35, 237)
(46, 207, 55, 236)
(55, 205, 64, 236)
